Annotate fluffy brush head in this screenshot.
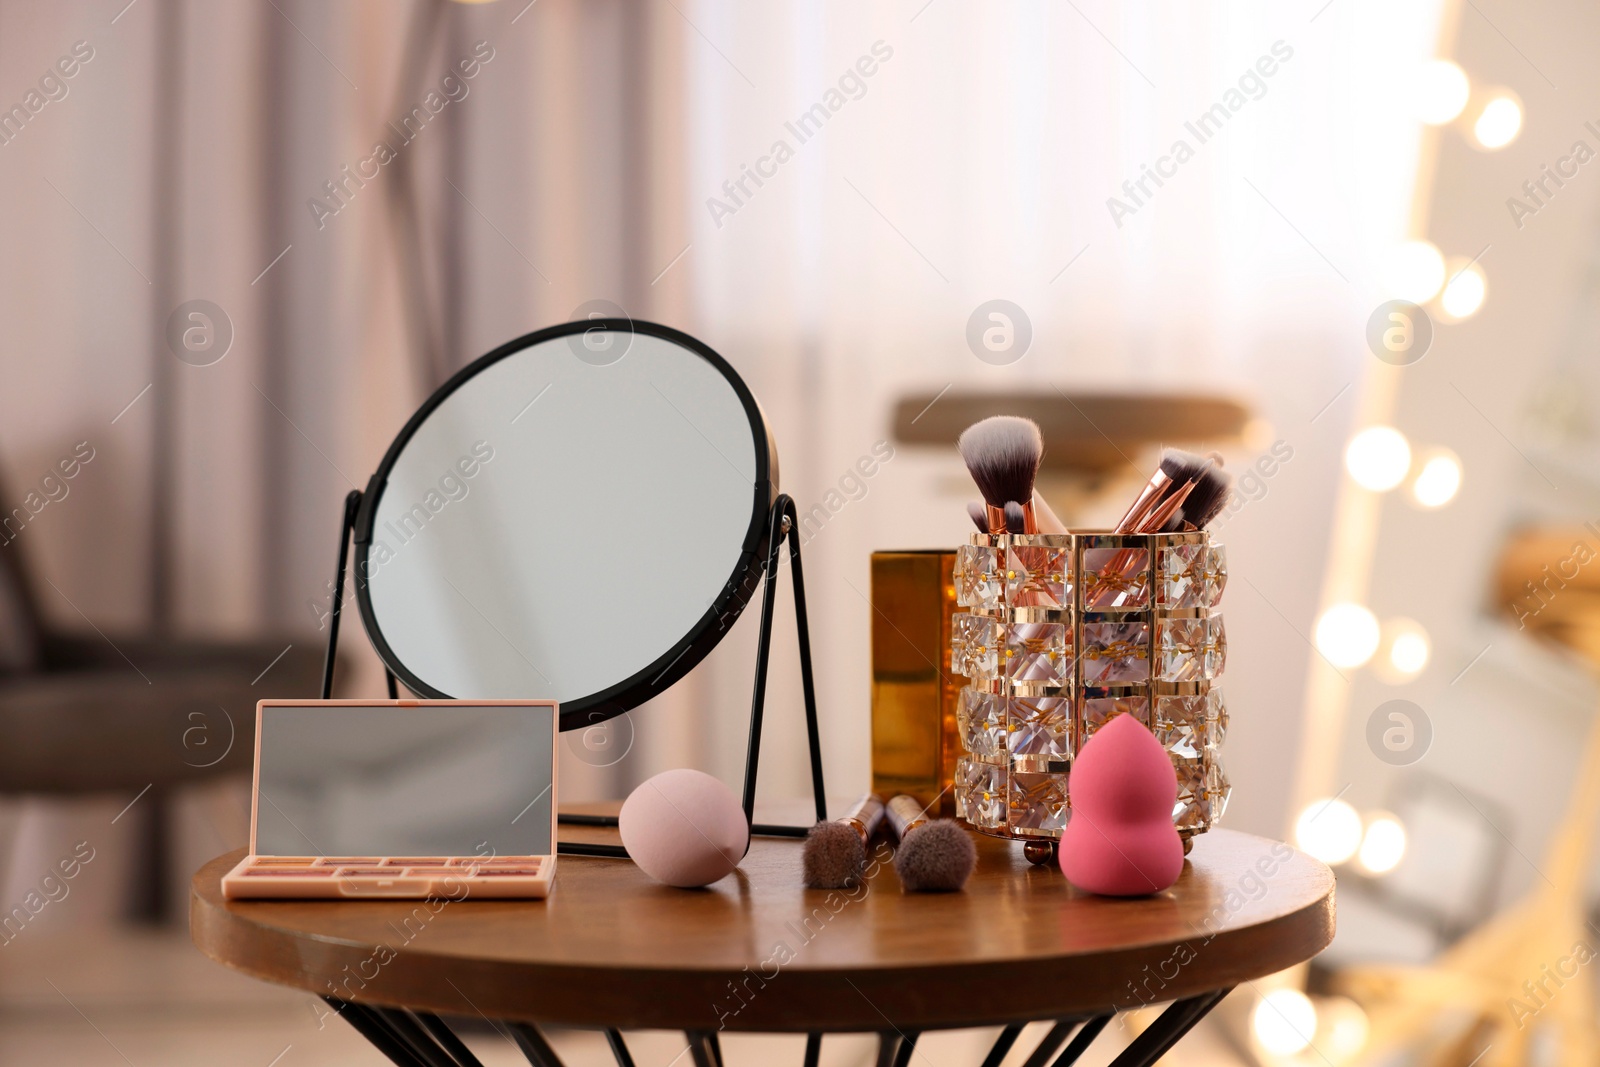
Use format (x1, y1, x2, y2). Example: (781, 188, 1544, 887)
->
(1004, 501, 1027, 534)
(966, 501, 989, 533)
(894, 819, 976, 892)
(803, 821, 867, 889)
(1158, 449, 1211, 487)
(1173, 461, 1230, 530)
(957, 417, 1043, 510)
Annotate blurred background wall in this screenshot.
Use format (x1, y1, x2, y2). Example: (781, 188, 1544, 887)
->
(0, 0, 1453, 921)
(15, 0, 1600, 1063)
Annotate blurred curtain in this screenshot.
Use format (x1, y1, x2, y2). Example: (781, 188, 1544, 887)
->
(0, 0, 690, 915)
(669, 1, 1447, 832)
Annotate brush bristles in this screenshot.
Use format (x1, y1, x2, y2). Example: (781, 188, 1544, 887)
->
(1177, 463, 1230, 529)
(957, 417, 1043, 509)
(804, 821, 867, 889)
(1004, 501, 1027, 534)
(966, 502, 989, 533)
(1158, 449, 1211, 486)
(894, 820, 976, 892)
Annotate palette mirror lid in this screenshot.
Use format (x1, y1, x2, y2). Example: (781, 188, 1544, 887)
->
(354, 319, 776, 731)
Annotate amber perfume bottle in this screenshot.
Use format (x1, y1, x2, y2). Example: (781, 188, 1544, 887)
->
(868, 551, 961, 817)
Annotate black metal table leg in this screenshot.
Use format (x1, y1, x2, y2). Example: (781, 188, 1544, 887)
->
(325, 993, 1229, 1067)
(371, 1007, 462, 1067)
(322, 999, 427, 1067)
(1051, 1014, 1111, 1067)
(981, 1024, 1024, 1067)
(510, 1022, 568, 1067)
(686, 1031, 720, 1067)
(1020, 1019, 1080, 1067)
(605, 1029, 637, 1067)
(1106, 988, 1232, 1067)
(415, 1011, 487, 1067)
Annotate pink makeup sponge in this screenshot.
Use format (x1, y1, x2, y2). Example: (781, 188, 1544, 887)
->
(619, 769, 750, 888)
(1059, 715, 1184, 896)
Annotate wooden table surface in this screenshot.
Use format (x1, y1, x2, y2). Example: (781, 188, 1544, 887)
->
(190, 808, 1335, 1033)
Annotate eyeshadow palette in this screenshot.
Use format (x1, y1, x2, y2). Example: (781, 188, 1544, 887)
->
(221, 700, 558, 900)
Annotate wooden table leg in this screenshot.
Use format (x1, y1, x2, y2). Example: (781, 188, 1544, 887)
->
(803, 1033, 822, 1067)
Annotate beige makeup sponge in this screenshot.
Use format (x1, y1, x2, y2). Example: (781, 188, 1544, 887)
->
(619, 769, 749, 888)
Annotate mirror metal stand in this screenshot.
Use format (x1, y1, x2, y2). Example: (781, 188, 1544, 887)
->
(319, 491, 830, 859)
(741, 493, 828, 836)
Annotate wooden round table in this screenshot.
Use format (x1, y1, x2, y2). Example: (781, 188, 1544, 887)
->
(191, 813, 1334, 1067)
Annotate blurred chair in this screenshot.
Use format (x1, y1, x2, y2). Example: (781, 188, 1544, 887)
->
(0, 522, 324, 920)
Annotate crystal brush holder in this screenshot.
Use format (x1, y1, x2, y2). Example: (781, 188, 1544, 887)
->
(950, 529, 1230, 862)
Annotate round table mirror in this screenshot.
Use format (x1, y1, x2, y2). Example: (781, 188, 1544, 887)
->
(354, 320, 775, 730)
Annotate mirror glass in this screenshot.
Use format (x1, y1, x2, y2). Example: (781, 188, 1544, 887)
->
(254, 703, 556, 857)
(356, 322, 772, 728)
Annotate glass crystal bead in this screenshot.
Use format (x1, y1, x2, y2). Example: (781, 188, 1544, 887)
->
(1205, 614, 1227, 678)
(1083, 547, 1150, 610)
(957, 687, 1007, 760)
(1082, 694, 1149, 744)
(1082, 620, 1149, 684)
(1205, 688, 1228, 748)
(1204, 544, 1228, 608)
(954, 544, 1001, 609)
(1204, 757, 1231, 825)
(1158, 543, 1228, 610)
(1158, 543, 1208, 609)
(1005, 544, 1070, 609)
(1172, 754, 1207, 831)
(1154, 694, 1206, 761)
(1156, 618, 1207, 682)
(952, 613, 1001, 681)
(1005, 621, 1070, 683)
(1009, 695, 1072, 760)
(955, 758, 1006, 829)
(1008, 771, 1071, 833)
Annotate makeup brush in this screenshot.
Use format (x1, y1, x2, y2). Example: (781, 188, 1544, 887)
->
(957, 417, 1043, 535)
(966, 502, 989, 534)
(1162, 458, 1231, 531)
(802, 793, 886, 890)
(1004, 501, 1027, 534)
(1114, 450, 1211, 533)
(885, 795, 976, 892)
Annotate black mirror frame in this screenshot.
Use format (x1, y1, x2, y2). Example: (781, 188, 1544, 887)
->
(350, 319, 777, 733)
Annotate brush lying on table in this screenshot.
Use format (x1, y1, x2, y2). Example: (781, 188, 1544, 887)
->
(885, 795, 975, 892)
(802, 793, 886, 890)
